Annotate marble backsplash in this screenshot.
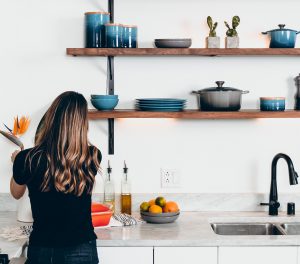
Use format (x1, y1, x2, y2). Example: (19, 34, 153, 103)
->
(2, 192, 300, 213)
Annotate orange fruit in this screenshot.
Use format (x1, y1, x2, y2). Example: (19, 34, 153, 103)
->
(155, 197, 166, 207)
(163, 201, 179, 213)
(149, 205, 163, 214)
(149, 199, 156, 206)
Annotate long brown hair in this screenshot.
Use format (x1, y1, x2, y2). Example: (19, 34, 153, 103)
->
(32, 91, 100, 196)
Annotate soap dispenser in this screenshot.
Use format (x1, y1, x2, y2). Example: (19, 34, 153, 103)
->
(104, 161, 115, 213)
(121, 161, 132, 215)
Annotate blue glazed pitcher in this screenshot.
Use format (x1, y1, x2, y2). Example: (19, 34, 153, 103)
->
(122, 25, 138, 48)
(85, 12, 110, 48)
(262, 24, 300, 48)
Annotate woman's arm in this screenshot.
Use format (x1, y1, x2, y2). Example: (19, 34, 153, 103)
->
(10, 150, 26, 200)
(10, 178, 26, 200)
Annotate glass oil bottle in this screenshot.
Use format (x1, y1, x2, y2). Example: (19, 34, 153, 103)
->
(104, 161, 115, 213)
(121, 161, 132, 215)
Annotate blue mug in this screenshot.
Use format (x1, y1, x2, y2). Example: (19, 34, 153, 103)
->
(122, 25, 138, 48)
(85, 12, 110, 48)
(105, 23, 123, 48)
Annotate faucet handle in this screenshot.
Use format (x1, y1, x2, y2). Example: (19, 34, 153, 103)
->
(260, 202, 269, 206)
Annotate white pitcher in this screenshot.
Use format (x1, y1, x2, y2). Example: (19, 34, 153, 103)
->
(17, 188, 33, 223)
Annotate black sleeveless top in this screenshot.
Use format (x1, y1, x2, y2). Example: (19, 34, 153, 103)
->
(13, 146, 101, 248)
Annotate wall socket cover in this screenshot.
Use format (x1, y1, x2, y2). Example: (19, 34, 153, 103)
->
(161, 168, 181, 188)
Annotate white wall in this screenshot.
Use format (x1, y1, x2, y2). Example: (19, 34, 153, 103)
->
(1, 0, 300, 195)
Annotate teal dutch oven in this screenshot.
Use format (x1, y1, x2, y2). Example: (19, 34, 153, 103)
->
(262, 24, 300, 48)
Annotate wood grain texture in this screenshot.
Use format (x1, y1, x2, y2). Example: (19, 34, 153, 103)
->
(88, 110, 300, 119)
(67, 48, 300, 57)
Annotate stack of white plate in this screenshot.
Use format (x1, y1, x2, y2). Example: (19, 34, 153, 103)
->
(136, 98, 186, 112)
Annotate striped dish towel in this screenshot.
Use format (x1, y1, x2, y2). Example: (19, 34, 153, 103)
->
(113, 214, 144, 226)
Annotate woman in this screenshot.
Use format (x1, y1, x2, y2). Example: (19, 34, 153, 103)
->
(10, 91, 101, 264)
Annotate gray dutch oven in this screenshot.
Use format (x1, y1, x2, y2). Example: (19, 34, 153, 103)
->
(192, 81, 249, 111)
(262, 24, 300, 48)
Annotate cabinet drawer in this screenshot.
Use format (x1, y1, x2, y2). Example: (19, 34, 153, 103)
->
(219, 246, 298, 264)
(97, 247, 153, 264)
(155, 247, 217, 264)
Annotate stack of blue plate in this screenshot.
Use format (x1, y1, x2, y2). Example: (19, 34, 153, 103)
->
(136, 98, 186, 112)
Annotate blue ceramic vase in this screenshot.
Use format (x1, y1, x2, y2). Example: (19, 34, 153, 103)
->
(122, 25, 138, 48)
(105, 24, 123, 48)
(85, 12, 110, 48)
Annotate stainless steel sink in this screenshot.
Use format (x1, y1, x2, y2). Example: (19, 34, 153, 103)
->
(211, 223, 284, 236)
(280, 223, 300, 235)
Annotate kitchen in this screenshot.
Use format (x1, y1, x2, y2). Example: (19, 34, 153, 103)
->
(1, 0, 300, 263)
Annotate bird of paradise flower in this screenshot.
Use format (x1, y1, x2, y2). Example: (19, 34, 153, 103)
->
(0, 116, 30, 150)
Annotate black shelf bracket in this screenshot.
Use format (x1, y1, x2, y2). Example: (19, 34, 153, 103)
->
(107, 0, 114, 155)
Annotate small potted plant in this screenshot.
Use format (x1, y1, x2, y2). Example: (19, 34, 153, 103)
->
(224, 16, 240, 48)
(206, 16, 220, 48)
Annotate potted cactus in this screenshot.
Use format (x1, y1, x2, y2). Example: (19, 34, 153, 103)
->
(224, 16, 240, 48)
(206, 16, 220, 48)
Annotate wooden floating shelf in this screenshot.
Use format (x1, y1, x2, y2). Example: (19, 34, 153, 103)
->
(67, 48, 300, 57)
(88, 110, 300, 119)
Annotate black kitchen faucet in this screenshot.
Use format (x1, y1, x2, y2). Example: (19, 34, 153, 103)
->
(261, 153, 299, 216)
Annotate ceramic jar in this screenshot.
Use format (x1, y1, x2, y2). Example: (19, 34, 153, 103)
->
(85, 12, 110, 48)
(122, 25, 138, 48)
(17, 188, 33, 223)
(260, 97, 285, 111)
(105, 23, 123, 48)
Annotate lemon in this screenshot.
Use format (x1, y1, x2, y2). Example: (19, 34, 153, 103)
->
(155, 197, 166, 207)
(140, 202, 150, 212)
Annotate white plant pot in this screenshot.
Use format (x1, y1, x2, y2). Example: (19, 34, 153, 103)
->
(17, 188, 33, 223)
(225, 36, 239, 48)
(206, 37, 220, 48)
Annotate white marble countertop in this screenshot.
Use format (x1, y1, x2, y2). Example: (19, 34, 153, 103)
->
(96, 211, 300, 247)
(3, 211, 300, 256)
(0, 212, 27, 259)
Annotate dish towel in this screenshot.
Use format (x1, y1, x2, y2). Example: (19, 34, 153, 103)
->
(0, 225, 32, 241)
(112, 214, 144, 226)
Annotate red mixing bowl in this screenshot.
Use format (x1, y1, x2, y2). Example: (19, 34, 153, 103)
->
(91, 202, 110, 213)
(92, 211, 113, 227)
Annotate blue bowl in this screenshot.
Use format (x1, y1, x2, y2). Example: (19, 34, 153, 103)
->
(91, 94, 119, 99)
(260, 97, 285, 111)
(91, 98, 119, 111)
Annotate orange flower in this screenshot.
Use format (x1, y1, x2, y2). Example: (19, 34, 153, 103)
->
(12, 116, 30, 136)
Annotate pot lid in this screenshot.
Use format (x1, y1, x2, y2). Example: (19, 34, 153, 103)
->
(263, 24, 298, 33)
(199, 81, 242, 92)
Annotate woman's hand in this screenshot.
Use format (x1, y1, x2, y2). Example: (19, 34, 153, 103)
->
(11, 150, 20, 163)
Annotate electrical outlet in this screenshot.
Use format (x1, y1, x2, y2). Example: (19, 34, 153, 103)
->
(161, 169, 181, 188)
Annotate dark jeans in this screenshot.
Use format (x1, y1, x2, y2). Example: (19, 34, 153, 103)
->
(25, 240, 99, 264)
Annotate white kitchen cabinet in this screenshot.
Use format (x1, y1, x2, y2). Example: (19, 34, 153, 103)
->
(97, 247, 153, 264)
(219, 246, 298, 264)
(154, 247, 217, 264)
